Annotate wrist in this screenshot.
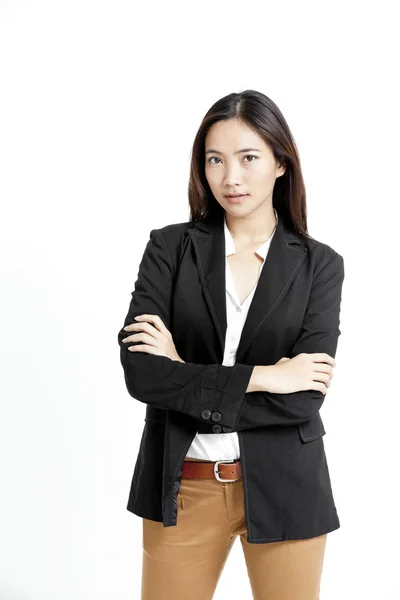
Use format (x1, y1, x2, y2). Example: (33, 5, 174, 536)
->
(247, 365, 276, 392)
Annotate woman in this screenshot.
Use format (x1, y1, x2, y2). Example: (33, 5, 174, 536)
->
(118, 90, 345, 600)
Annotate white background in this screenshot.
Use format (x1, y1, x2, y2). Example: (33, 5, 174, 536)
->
(1, 1, 399, 598)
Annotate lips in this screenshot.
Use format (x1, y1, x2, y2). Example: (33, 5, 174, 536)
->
(225, 194, 248, 198)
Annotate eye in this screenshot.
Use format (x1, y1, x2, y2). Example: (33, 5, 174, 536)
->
(207, 154, 258, 164)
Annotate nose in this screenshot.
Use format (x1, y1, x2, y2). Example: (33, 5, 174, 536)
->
(223, 164, 243, 188)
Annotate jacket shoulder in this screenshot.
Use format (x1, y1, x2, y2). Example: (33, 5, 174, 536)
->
(303, 235, 344, 279)
(145, 220, 195, 269)
(156, 220, 194, 239)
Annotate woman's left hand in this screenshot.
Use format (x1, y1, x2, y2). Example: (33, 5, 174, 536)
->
(122, 314, 185, 363)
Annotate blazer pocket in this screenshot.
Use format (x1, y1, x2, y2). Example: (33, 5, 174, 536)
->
(297, 413, 326, 443)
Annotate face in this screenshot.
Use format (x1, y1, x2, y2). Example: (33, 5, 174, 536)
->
(204, 118, 286, 219)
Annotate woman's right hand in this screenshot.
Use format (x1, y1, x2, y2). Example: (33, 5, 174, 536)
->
(263, 353, 336, 395)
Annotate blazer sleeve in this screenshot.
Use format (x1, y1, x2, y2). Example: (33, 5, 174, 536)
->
(235, 250, 345, 431)
(117, 228, 254, 428)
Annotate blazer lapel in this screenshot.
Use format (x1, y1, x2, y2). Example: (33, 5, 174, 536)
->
(188, 209, 308, 363)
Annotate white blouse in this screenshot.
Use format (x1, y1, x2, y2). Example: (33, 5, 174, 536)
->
(186, 208, 279, 461)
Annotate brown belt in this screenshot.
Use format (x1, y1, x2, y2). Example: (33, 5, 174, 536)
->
(182, 458, 242, 482)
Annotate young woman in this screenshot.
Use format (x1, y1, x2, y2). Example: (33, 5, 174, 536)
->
(118, 89, 345, 600)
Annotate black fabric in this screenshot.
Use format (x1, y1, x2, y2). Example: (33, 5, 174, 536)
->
(117, 210, 345, 543)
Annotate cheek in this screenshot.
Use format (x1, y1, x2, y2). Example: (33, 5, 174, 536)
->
(205, 168, 219, 187)
(251, 166, 277, 187)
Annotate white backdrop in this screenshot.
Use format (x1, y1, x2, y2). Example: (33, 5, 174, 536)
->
(1, 1, 399, 598)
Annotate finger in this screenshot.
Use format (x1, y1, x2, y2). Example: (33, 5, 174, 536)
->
(313, 363, 334, 376)
(123, 322, 138, 332)
(313, 381, 328, 394)
(123, 322, 162, 341)
(124, 320, 158, 332)
(134, 314, 170, 336)
(310, 353, 336, 367)
(128, 344, 161, 355)
(124, 332, 160, 347)
(312, 372, 331, 386)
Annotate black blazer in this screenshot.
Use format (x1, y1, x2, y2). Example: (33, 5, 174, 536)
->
(117, 208, 345, 543)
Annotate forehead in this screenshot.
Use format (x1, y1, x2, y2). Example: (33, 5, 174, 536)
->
(205, 119, 267, 152)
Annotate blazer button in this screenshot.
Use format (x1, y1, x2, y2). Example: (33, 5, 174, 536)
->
(212, 424, 222, 433)
(211, 411, 222, 422)
(201, 409, 211, 420)
(222, 426, 233, 433)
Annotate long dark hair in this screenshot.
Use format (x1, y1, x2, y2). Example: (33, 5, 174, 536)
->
(188, 90, 310, 239)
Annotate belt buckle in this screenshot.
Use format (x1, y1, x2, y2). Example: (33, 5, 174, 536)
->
(214, 459, 236, 482)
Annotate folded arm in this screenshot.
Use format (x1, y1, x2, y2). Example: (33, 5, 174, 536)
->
(235, 250, 345, 431)
(118, 229, 344, 430)
(117, 228, 254, 428)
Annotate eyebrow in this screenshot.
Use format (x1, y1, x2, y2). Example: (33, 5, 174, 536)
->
(205, 147, 261, 155)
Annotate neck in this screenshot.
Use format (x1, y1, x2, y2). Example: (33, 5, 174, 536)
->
(225, 207, 277, 245)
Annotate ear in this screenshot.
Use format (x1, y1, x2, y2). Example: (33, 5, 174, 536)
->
(276, 158, 286, 178)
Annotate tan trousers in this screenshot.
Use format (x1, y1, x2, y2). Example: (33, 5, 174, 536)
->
(141, 457, 327, 600)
